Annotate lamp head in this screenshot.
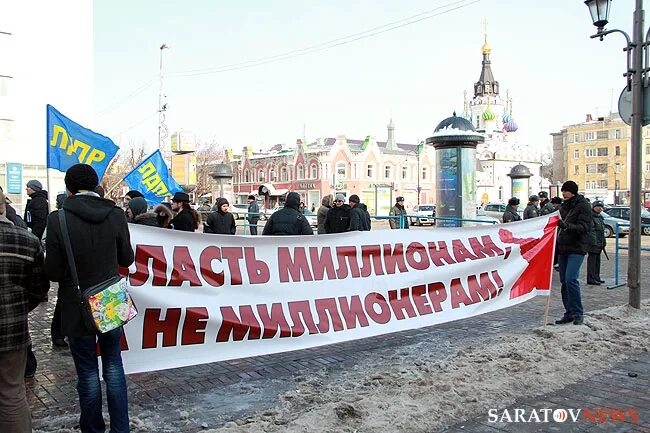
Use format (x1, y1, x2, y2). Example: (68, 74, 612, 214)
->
(585, 0, 612, 33)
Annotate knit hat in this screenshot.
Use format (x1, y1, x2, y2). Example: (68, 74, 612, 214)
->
(125, 190, 144, 199)
(26, 179, 43, 191)
(128, 197, 148, 217)
(64, 164, 99, 194)
(335, 193, 345, 201)
(561, 180, 579, 195)
(348, 194, 360, 204)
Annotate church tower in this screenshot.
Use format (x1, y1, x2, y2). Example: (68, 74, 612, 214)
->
(469, 22, 506, 134)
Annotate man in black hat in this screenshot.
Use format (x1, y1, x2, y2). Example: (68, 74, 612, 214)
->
(389, 196, 409, 229)
(262, 192, 313, 235)
(555, 180, 592, 325)
(538, 191, 555, 215)
(170, 192, 200, 232)
(325, 193, 351, 234)
(523, 195, 540, 220)
(247, 195, 260, 235)
(502, 197, 521, 223)
(24, 179, 49, 240)
(587, 200, 606, 285)
(44, 163, 134, 433)
(348, 194, 371, 231)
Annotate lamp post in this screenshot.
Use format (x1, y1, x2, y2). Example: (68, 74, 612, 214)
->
(158, 44, 169, 152)
(584, 0, 642, 308)
(406, 148, 421, 208)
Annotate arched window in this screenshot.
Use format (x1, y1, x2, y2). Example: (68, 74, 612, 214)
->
(310, 164, 318, 179)
(258, 170, 265, 182)
(297, 164, 304, 180)
(270, 167, 277, 182)
(401, 165, 407, 180)
(422, 167, 427, 180)
(336, 162, 346, 179)
(384, 165, 391, 179)
(281, 167, 287, 181)
(244, 170, 250, 183)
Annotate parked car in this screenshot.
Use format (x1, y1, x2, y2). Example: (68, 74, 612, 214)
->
(229, 203, 250, 220)
(482, 203, 507, 219)
(600, 211, 630, 238)
(603, 206, 650, 235)
(409, 204, 436, 226)
(302, 209, 318, 228)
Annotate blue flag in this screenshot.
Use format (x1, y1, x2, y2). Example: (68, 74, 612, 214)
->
(123, 150, 183, 205)
(47, 104, 119, 180)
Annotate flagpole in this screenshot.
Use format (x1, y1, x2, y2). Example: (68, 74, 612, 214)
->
(45, 105, 52, 199)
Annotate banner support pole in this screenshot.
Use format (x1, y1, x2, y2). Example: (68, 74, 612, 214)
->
(543, 294, 551, 327)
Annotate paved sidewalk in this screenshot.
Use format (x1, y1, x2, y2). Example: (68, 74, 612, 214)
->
(27, 245, 650, 431)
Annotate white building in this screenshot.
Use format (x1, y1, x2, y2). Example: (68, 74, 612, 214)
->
(0, 1, 93, 209)
(461, 31, 544, 204)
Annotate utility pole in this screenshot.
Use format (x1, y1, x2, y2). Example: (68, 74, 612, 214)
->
(158, 44, 169, 152)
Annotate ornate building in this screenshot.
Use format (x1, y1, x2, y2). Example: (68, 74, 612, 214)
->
(463, 29, 544, 204)
(227, 122, 436, 215)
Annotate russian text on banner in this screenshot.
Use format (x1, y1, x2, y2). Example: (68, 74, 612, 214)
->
(123, 150, 182, 205)
(46, 104, 119, 180)
(118, 214, 559, 374)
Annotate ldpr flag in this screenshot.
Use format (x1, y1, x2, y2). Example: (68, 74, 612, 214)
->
(123, 150, 182, 205)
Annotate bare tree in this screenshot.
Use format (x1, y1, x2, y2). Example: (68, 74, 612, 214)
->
(194, 139, 225, 199)
(101, 140, 149, 202)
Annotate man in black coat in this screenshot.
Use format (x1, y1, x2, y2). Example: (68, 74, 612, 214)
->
(0, 186, 27, 229)
(324, 193, 351, 234)
(44, 164, 134, 433)
(246, 195, 260, 235)
(348, 194, 371, 231)
(204, 197, 236, 235)
(170, 192, 199, 232)
(587, 200, 606, 285)
(24, 179, 49, 240)
(555, 180, 592, 326)
(263, 192, 313, 235)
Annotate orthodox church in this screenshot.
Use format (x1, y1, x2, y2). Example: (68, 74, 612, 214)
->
(461, 28, 544, 204)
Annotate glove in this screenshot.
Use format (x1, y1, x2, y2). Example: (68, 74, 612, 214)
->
(558, 220, 568, 230)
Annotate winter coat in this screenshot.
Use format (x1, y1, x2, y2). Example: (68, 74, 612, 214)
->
(5, 203, 27, 229)
(502, 205, 521, 223)
(262, 193, 313, 236)
(389, 204, 409, 229)
(24, 189, 49, 239)
(557, 194, 592, 256)
(247, 201, 260, 224)
(523, 203, 540, 220)
(44, 194, 134, 337)
(0, 220, 48, 352)
(349, 203, 371, 231)
(317, 206, 330, 234)
(171, 208, 197, 232)
(132, 212, 160, 227)
(153, 204, 173, 228)
(588, 210, 606, 254)
(324, 204, 351, 233)
(539, 200, 555, 216)
(204, 199, 236, 235)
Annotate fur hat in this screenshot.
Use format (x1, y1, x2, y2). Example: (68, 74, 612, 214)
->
(64, 164, 98, 194)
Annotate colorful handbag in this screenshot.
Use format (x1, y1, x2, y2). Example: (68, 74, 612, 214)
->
(58, 210, 137, 333)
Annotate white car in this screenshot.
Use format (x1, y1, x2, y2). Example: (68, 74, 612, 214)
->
(482, 203, 507, 219)
(302, 209, 318, 228)
(409, 204, 436, 226)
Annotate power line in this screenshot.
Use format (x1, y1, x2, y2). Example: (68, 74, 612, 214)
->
(168, 0, 480, 78)
(96, 77, 157, 117)
(115, 111, 158, 136)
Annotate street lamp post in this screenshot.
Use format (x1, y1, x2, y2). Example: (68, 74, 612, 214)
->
(406, 149, 421, 208)
(158, 44, 169, 152)
(584, 0, 642, 308)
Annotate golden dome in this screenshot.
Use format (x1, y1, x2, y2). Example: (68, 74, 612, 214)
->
(482, 41, 491, 55)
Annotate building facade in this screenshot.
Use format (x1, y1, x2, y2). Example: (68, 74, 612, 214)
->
(228, 123, 435, 216)
(461, 30, 543, 204)
(551, 112, 650, 205)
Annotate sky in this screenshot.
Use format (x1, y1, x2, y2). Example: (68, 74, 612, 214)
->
(93, 0, 636, 156)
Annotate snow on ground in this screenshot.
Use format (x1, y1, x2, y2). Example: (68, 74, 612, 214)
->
(34, 300, 650, 433)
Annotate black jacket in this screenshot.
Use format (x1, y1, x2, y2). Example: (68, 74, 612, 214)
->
(204, 199, 236, 235)
(523, 203, 539, 220)
(557, 194, 592, 256)
(324, 204, 351, 233)
(502, 205, 521, 223)
(247, 201, 260, 224)
(262, 194, 313, 236)
(24, 189, 49, 239)
(350, 203, 371, 231)
(45, 194, 134, 337)
(171, 208, 197, 232)
(132, 212, 160, 227)
(540, 200, 555, 216)
(588, 210, 606, 254)
(5, 202, 27, 229)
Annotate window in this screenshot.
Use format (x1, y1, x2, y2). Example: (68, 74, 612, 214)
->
(585, 131, 595, 140)
(585, 148, 597, 157)
(270, 168, 277, 182)
(597, 164, 608, 173)
(573, 149, 579, 159)
(280, 167, 287, 182)
(498, 186, 503, 201)
(597, 130, 608, 139)
(598, 180, 608, 188)
(422, 167, 427, 180)
(646, 145, 650, 155)
(297, 164, 304, 180)
(367, 164, 374, 178)
(574, 133, 580, 142)
(586, 164, 598, 173)
(401, 165, 407, 180)
(0, 75, 11, 97)
(615, 129, 622, 139)
(244, 170, 250, 183)
(258, 170, 265, 182)
(336, 162, 346, 179)
(646, 163, 650, 172)
(310, 164, 317, 179)
(384, 165, 391, 179)
(574, 165, 579, 175)
(597, 147, 608, 156)
(616, 146, 621, 156)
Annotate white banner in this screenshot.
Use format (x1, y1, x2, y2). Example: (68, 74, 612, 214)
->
(119, 214, 559, 374)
